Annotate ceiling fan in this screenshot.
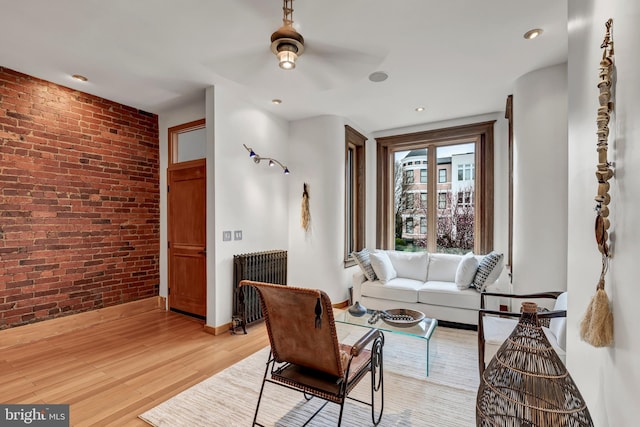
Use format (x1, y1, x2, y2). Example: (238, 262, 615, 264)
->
(270, 0, 304, 70)
(205, 0, 385, 92)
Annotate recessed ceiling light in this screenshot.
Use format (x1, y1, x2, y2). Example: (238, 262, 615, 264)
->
(271, 99, 282, 104)
(523, 28, 543, 40)
(72, 74, 88, 82)
(415, 107, 425, 112)
(368, 71, 388, 83)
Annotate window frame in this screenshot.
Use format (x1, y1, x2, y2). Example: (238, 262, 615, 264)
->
(420, 217, 427, 234)
(344, 125, 367, 266)
(375, 121, 495, 253)
(438, 192, 447, 209)
(405, 217, 414, 234)
(420, 168, 427, 183)
(438, 168, 447, 183)
(405, 169, 414, 184)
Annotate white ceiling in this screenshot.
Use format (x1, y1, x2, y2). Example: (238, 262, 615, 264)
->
(0, 0, 567, 133)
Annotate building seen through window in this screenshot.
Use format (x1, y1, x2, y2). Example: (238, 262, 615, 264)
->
(395, 143, 475, 254)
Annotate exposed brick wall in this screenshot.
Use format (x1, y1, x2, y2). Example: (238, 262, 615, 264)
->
(0, 67, 160, 329)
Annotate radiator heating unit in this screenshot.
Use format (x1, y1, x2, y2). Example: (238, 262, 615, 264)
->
(232, 250, 287, 333)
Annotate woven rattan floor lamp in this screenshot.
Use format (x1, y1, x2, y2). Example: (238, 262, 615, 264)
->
(476, 302, 593, 426)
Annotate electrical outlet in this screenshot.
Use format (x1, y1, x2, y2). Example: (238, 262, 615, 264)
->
(234, 230, 242, 241)
(223, 231, 232, 241)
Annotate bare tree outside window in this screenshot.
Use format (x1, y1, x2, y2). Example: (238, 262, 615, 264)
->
(393, 144, 476, 253)
(436, 186, 475, 253)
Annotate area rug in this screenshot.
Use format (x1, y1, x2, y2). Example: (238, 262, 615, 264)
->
(139, 324, 479, 426)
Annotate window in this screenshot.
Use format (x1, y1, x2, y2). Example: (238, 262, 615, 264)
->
(169, 118, 206, 165)
(405, 217, 414, 233)
(438, 193, 447, 209)
(457, 163, 474, 181)
(420, 217, 427, 234)
(420, 169, 427, 183)
(405, 169, 414, 184)
(375, 121, 495, 254)
(457, 191, 473, 207)
(406, 193, 414, 210)
(344, 125, 366, 266)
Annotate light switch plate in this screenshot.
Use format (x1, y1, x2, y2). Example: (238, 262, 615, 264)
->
(223, 231, 232, 241)
(234, 230, 242, 240)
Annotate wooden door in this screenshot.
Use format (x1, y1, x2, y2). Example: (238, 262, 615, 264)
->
(168, 159, 206, 317)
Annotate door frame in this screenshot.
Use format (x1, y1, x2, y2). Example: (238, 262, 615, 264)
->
(167, 118, 207, 318)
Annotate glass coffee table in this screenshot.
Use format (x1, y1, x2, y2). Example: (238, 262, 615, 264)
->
(334, 309, 438, 376)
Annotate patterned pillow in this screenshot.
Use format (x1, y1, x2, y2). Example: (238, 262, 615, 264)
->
(352, 248, 378, 282)
(472, 251, 504, 292)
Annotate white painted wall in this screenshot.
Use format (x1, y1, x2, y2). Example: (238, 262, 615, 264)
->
(512, 64, 568, 295)
(157, 94, 206, 302)
(211, 85, 290, 327)
(370, 113, 510, 257)
(158, 87, 289, 328)
(287, 115, 356, 302)
(567, 1, 640, 425)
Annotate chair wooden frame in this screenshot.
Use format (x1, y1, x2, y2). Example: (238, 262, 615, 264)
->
(240, 280, 385, 427)
(478, 291, 567, 376)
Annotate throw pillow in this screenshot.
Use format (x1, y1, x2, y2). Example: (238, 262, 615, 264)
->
(385, 250, 428, 282)
(351, 248, 377, 282)
(427, 253, 465, 282)
(455, 252, 479, 289)
(369, 251, 397, 283)
(472, 251, 504, 292)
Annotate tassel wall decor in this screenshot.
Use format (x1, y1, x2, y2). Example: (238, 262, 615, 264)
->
(580, 18, 614, 348)
(301, 183, 310, 232)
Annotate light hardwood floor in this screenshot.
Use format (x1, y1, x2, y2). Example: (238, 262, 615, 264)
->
(0, 308, 269, 426)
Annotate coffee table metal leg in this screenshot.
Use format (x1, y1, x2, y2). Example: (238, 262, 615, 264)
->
(425, 339, 430, 376)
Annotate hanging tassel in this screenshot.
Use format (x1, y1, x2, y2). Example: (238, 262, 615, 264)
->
(314, 297, 322, 329)
(301, 183, 310, 232)
(580, 257, 614, 347)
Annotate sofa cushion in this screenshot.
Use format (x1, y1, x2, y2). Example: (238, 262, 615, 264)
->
(360, 278, 423, 303)
(385, 250, 429, 282)
(369, 251, 397, 283)
(426, 253, 463, 282)
(351, 248, 377, 282)
(417, 281, 480, 310)
(472, 251, 504, 291)
(455, 252, 479, 289)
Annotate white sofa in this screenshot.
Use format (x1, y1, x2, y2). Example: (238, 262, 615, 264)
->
(351, 249, 509, 326)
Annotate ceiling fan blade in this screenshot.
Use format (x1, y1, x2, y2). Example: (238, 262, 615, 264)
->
(288, 40, 387, 90)
(305, 40, 386, 67)
(204, 46, 273, 85)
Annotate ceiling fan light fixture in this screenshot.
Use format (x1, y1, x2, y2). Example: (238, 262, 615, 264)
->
(270, 0, 305, 70)
(277, 47, 298, 70)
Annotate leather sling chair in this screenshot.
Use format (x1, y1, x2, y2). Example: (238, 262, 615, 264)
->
(240, 280, 385, 426)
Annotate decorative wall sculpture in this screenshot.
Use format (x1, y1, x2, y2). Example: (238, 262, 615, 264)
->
(580, 18, 615, 348)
